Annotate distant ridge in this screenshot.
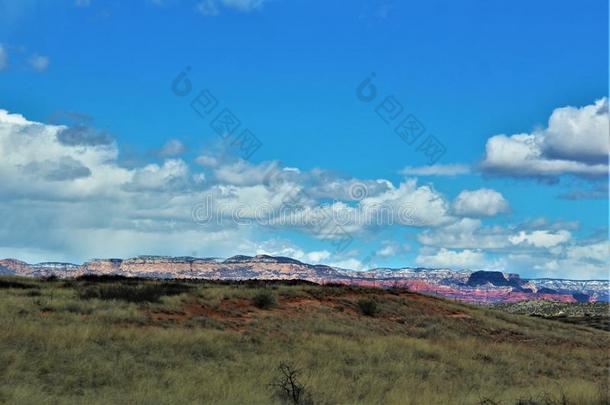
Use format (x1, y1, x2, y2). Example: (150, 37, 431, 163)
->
(1, 255, 607, 303)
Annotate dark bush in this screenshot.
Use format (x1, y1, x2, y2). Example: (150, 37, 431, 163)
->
(0, 279, 39, 289)
(252, 291, 277, 309)
(515, 391, 569, 405)
(78, 282, 191, 303)
(357, 298, 378, 316)
(270, 362, 312, 405)
(77, 274, 141, 283)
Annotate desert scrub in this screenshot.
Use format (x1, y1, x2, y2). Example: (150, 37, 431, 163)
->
(357, 298, 379, 316)
(270, 362, 313, 404)
(252, 291, 277, 309)
(0, 278, 39, 290)
(77, 281, 191, 303)
(0, 276, 608, 404)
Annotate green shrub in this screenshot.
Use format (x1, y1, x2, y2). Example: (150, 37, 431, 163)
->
(252, 291, 277, 309)
(78, 282, 191, 303)
(357, 298, 378, 316)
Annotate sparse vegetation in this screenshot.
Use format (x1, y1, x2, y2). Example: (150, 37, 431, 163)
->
(0, 276, 608, 404)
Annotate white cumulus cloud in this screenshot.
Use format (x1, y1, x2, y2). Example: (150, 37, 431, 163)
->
(566, 240, 610, 263)
(0, 106, 606, 280)
(509, 230, 571, 248)
(452, 188, 509, 218)
(415, 248, 487, 269)
(481, 98, 609, 180)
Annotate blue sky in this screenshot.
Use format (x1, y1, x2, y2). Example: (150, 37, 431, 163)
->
(0, 0, 608, 279)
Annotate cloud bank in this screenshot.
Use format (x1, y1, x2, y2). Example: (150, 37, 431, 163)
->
(481, 98, 609, 180)
(0, 107, 607, 279)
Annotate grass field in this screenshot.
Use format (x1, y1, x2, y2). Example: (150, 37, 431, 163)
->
(0, 276, 608, 404)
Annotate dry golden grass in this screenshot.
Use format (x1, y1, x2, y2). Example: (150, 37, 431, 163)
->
(0, 276, 607, 404)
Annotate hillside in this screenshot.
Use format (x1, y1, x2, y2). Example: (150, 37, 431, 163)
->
(0, 276, 608, 404)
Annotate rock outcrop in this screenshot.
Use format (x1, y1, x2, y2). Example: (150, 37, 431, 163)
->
(1, 255, 607, 303)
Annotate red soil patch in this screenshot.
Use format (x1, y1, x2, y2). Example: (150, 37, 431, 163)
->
(146, 297, 258, 330)
(279, 297, 328, 314)
(145, 290, 478, 333)
(448, 312, 472, 319)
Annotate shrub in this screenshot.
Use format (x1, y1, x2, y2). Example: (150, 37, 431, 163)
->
(77, 274, 136, 283)
(357, 298, 378, 316)
(252, 291, 277, 309)
(515, 391, 569, 405)
(0, 279, 38, 289)
(78, 282, 191, 303)
(270, 362, 312, 405)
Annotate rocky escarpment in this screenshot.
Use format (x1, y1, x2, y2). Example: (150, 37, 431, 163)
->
(0, 255, 607, 304)
(468, 271, 515, 287)
(466, 271, 538, 292)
